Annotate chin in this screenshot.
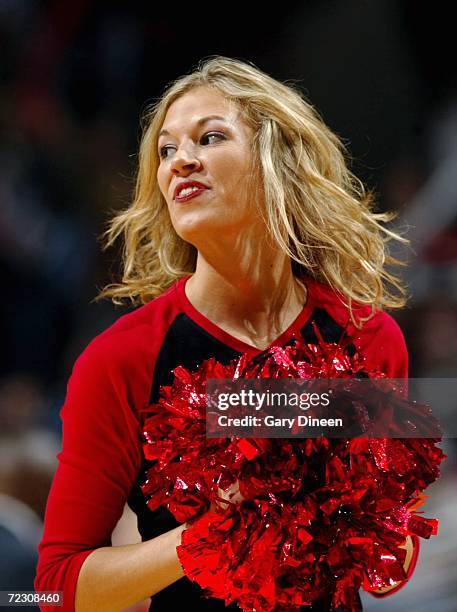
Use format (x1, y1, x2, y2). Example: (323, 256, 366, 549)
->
(173, 215, 220, 240)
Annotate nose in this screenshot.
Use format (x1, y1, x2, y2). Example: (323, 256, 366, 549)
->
(170, 143, 202, 175)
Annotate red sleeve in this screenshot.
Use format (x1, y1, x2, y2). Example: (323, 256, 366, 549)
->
(34, 335, 144, 612)
(307, 277, 409, 381)
(351, 311, 421, 598)
(350, 310, 409, 379)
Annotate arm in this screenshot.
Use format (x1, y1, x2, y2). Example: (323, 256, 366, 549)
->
(34, 333, 188, 611)
(75, 523, 187, 611)
(354, 312, 420, 598)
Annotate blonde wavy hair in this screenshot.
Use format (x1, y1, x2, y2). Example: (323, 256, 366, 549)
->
(95, 55, 410, 329)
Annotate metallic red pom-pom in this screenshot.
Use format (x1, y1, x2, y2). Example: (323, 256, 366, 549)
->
(140, 325, 445, 612)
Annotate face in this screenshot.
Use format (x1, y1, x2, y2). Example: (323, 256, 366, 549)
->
(156, 87, 263, 247)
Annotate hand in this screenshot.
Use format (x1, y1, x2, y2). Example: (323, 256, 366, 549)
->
(209, 480, 244, 512)
(370, 535, 415, 595)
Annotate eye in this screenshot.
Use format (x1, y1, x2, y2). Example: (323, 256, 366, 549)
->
(158, 131, 226, 160)
(158, 145, 174, 160)
(201, 131, 225, 145)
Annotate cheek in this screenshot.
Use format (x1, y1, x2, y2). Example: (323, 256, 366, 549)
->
(156, 167, 166, 196)
(156, 162, 173, 197)
(228, 163, 253, 203)
(215, 152, 252, 193)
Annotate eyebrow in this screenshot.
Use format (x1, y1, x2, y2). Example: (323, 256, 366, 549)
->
(159, 115, 228, 138)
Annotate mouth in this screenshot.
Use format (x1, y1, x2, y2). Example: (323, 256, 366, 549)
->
(175, 187, 209, 203)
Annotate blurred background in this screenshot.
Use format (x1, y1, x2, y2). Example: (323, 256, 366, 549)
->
(0, 0, 456, 610)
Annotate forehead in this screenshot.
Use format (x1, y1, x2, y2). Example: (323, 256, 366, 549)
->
(160, 87, 240, 134)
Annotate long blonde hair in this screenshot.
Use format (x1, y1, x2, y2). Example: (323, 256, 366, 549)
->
(95, 55, 410, 329)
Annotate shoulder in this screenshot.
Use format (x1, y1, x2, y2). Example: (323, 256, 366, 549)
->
(351, 310, 409, 377)
(304, 274, 409, 377)
(304, 273, 406, 343)
(68, 281, 183, 403)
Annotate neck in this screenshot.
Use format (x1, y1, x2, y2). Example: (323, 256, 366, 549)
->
(184, 247, 307, 347)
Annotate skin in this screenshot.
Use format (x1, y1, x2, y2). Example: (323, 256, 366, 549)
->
(157, 86, 414, 593)
(75, 88, 303, 610)
(75, 87, 413, 610)
(371, 535, 415, 594)
(157, 85, 306, 350)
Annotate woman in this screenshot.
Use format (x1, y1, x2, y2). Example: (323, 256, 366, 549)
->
(35, 56, 418, 611)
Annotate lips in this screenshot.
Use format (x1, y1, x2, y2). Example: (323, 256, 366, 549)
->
(175, 188, 208, 203)
(173, 180, 209, 200)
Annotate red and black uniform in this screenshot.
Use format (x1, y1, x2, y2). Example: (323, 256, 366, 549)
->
(34, 274, 417, 611)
